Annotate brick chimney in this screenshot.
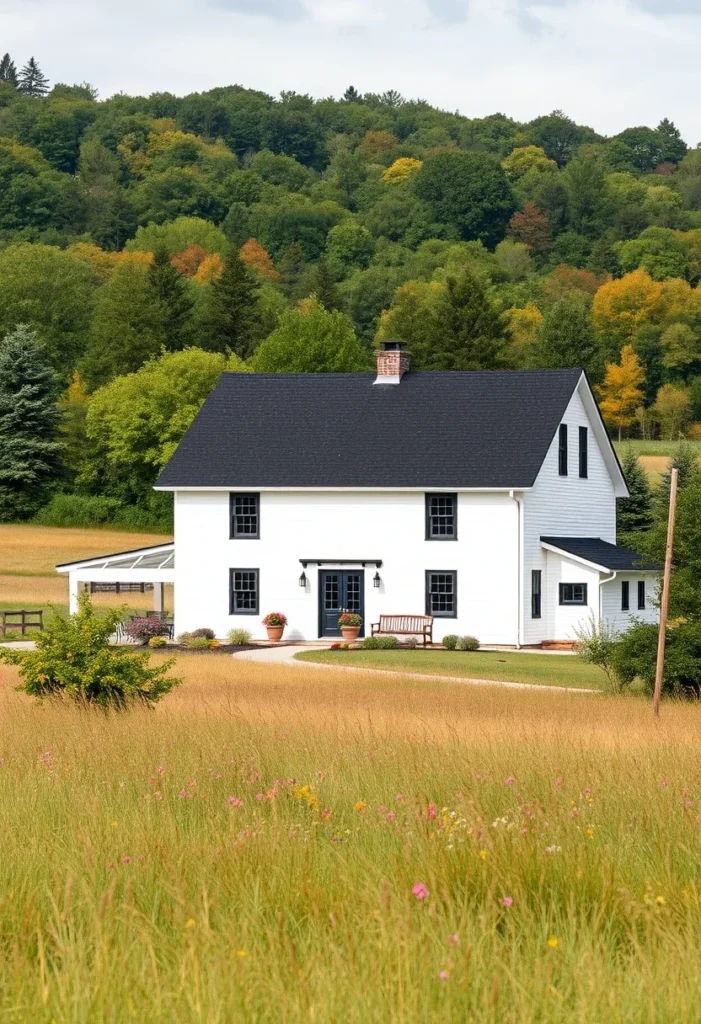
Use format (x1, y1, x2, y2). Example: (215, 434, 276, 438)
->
(374, 340, 410, 385)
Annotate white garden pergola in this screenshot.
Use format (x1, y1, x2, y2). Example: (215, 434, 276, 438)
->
(56, 544, 175, 614)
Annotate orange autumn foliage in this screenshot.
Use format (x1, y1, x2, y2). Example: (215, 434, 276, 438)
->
(239, 238, 280, 281)
(171, 245, 208, 278)
(193, 253, 224, 284)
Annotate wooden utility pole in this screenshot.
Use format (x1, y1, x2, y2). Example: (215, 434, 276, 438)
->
(653, 467, 679, 718)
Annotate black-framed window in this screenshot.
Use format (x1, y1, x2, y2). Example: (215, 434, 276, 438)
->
(229, 569, 259, 615)
(425, 571, 457, 618)
(559, 583, 587, 606)
(621, 580, 630, 611)
(579, 426, 588, 479)
(558, 424, 568, 477)
(425, 494, 457, 540)
(638, 580, 646, 610)
(531, 570, 542, 619)
(230, 493, 260, 539)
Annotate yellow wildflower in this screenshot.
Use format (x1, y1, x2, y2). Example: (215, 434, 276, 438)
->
(547, 937, 559, 948)
(354, 801, 367, 812)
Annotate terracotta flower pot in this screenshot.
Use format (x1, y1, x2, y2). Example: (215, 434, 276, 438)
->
(341, 626, 361, 641)
(266, 625, 285, 642)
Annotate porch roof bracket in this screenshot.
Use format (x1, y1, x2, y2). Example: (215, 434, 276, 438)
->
(299, 559, 383, 568)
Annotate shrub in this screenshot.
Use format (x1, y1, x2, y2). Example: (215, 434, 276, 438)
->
(187, 636, 213, 650)
(404, 636, 419, 649)
(456, 635, 480, 651)
(611, 619, 701, 696)
(373, 636, 400, 650)
(190, 628, 215, 640)
(573, 614, 621, 689)
(33, 493, 123, 528)
(443, 635, 458, 650)
(361, 637, 380, 649)
(147, 636, 168, 649)
(0, 592, 180, 710)
(176, 632, 193, 646)
(227, 627, 253, 645)
(262, 612, 287, 626)
(125, 617, 170, 645)
(338, 612, 362, 627)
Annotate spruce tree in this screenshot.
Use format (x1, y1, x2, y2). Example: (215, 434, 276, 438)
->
(204, 249, 259, 357)
(654, 439, 698, 514)
(0, 53, 18, 87)
(415, 268, 505, 371)
(18, 57, 49, 97)
(148, 246, 195, 351)
(309, 258, 343, 312)
(535, 296, 601, 379)
(0, 325, 62, 521)
(617, 448, 653, 540)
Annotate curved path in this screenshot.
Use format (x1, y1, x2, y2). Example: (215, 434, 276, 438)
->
(230, 645, 598, 694)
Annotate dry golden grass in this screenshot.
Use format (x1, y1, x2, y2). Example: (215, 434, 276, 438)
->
(0, 524, 171, 576)
(0, 573, 174, 612)
(0, 653, 700, 1021)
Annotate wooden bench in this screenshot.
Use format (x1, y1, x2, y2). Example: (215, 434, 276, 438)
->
(371, 615, 433, 646)
(0, 609, 44, 637)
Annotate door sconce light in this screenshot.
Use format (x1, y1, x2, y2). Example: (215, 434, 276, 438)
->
(373, 571, 381, 588)
(299, 570, 307, 588)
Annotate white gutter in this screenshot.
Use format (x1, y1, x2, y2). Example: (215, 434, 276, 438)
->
(509, 490, 524, 649)
(598, 571, 617, 627)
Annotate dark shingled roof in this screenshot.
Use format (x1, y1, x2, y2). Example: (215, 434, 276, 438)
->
(156, 369, 583, 490)
(541, 537, 659, 572)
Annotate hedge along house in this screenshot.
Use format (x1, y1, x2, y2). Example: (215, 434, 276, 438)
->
(106, 341, 654, 646)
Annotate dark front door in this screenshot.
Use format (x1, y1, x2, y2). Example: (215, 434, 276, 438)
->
(319, 571, 365, 637)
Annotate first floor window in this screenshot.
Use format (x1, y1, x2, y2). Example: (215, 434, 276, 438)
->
(426, 571, 457, 618)
(621, 580, 630, 611)
(230, 568, 259, 614)
(426, 493, 457, 539)
(559, 583, 587, 606)
(531, 570, 542, 619)
(638, 580, 646, 610)
(230, 493, 260, 538)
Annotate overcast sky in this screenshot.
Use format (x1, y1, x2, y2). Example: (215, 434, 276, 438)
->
(2, 0, 700, 144)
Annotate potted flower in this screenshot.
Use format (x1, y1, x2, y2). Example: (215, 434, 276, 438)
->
(262, 612, 287, 642)
(338, 612, 362, 641)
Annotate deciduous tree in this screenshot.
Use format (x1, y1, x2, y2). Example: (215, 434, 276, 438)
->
(251, 297, 369, 373)
(596, 344, 645, 439)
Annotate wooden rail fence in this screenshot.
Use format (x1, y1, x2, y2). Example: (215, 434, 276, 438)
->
(0, 610, 44, 637)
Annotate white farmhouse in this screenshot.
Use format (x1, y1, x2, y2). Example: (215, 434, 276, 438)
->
(59, 343, 658, 645)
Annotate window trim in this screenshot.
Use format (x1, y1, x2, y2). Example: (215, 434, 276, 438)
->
(621, 580, 630, 611)
(579, 426, 588, 479)
(558, 582, 587, 606)
(558, 424, 568, 477)
(425, 493, 458, 541)
(425, 570, 458, 619)
(229, 567, 259, 616)
(230, 492, 260, 540)
(531, 569, 542, 619)
(638, 580, 646, 610)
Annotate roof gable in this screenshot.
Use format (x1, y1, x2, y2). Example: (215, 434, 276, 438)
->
(155, 369, 583, 490)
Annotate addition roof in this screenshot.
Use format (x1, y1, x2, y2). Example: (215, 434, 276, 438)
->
(540, 537, 660, 573)
(155, 368, 586, 490)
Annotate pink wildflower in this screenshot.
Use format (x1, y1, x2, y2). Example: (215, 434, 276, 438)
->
(448, 934, 459, 946)
(428, 802, 437, 820)
(662, 778, 669, 787)
(396, 794, 404, 803)
(555, 778, 564, 788)
(227, 796, 244, 808)
(255, 793, 263, 801)
(122, 856, 131, 865)
(412, 882, 429, 901)
(502, 895, 513, 908)
(438, 971, 449, 981)
(504, 776, 515, 786)
(321, 809, 332, 819)
(386, 811, 396, 823)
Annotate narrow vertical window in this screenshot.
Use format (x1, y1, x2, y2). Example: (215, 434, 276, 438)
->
(621, 581, 630, 611)
(531, 570, 542, 619)
(638, 580, 646, 610)
(558, 424, 568, 476)
(579, 426, 588, 479)
(230, 493, 260, 538)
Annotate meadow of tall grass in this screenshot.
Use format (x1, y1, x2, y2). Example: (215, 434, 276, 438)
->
(1, 654, 700, 1022)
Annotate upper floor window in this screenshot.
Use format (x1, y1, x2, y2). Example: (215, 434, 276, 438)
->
(425, 571, 457, 618)
(638, 580, 646, 610)
(579, 426, 588, 479)
(230, 493, 260, 539)
(621, 580, 630, 611)
(558, 424, 568, 476)
(559, 583, 587, 606)
(425, 493, 457, 540)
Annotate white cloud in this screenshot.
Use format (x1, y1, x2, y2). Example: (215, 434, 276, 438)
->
(0, 0, 699, 143)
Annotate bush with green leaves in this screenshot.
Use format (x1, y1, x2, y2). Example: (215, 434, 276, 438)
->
(573, 614, 621, 690)
(611, 619, 701, 696)
(227, 627, 253, 645)
(404, 636, 419, 649)
(186, 636, 215, 650)
(147, 636, 168, 649)
(362, 635, 400, 650)
(33, 493, 123, 527)
(443, 635, 458, 650)
(0, 592, 180, 710)
(456, 635, 480, 651)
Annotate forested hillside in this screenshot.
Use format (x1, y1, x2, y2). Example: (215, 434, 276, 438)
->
(2, 56, 701, 528)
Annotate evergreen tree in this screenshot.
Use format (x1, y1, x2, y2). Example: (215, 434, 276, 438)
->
(655, 440, 698, 512)
(309, 258, 343, 312)
(535, 296, 600, 378)
(587, 238, 619, 277)
(343, 85, 361, 103)
(0, 53, 17, 87)
(147, 246, 195, 350)
(617, 448, 653, 541)
(417, 268, 505, 371)
(0, 325, 62, 521)
(203, 249, 259, 357)
(17, 57, 49, 97)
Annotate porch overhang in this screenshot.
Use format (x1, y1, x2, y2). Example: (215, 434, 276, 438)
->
(56, 543, 175, 614)
(540, 537, 659, 574)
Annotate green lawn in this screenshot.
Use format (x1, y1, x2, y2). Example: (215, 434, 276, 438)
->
(613, 439, 701, 458)
(295, 649, 608, 690)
